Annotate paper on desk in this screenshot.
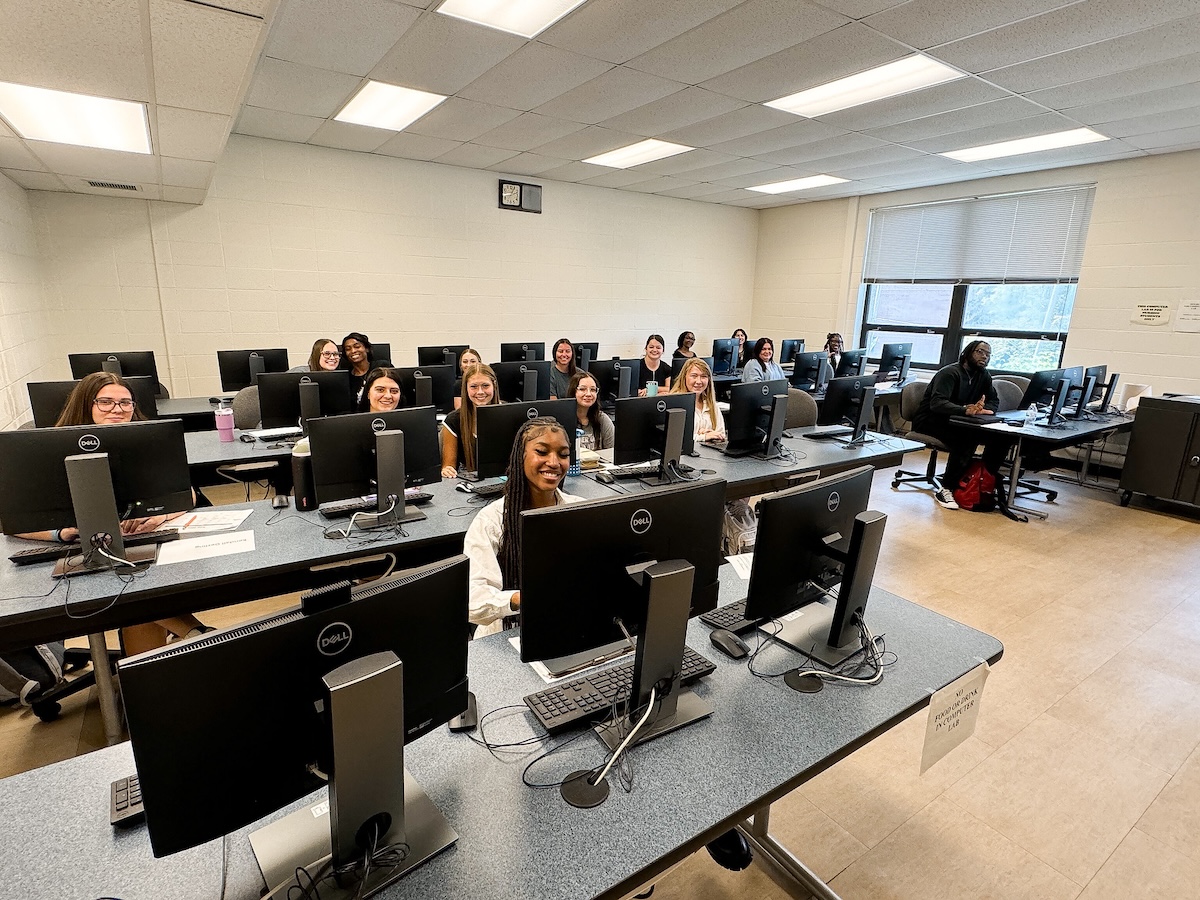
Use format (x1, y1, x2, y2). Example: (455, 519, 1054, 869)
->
(726, 552, 754, 579)
(155, 531, 256, 566)
(921, 662, 989, 774)
(173, 509, 253, 534)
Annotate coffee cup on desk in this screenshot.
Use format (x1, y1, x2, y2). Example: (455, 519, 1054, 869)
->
(215, 406, 234, 442)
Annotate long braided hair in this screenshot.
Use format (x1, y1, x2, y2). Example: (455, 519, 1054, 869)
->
(496, 417, 570, 590)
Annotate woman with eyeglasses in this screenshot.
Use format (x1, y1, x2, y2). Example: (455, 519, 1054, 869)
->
(673, 331, 697, 361)
(17, 372, 210, 653)
(568, 371, 614, 451)
(290, 338, 342, 373)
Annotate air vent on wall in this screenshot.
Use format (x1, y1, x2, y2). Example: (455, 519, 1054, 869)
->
(87, 181, 139, 191)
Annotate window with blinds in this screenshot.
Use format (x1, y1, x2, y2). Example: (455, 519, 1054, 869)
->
(858, 185, 1096, 373)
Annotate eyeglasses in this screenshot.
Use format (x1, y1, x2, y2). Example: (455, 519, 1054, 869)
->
(320, 351, 341, 360)
(94, 398, 135, 412)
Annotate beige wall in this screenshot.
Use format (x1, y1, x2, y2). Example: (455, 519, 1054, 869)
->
(26, 134, 758, 398)
(752, 149, 1200, 396)
(0, 172, 52, 430)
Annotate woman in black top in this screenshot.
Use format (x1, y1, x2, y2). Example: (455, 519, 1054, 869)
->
(637, 334, 672, 396)
(339, 332, 391, 403)
(673, 331, 697, 360)
(732, 328, 749, 368)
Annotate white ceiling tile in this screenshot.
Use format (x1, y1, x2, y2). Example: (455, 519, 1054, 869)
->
(654, 181, 739, 199)
(582, 169, 660, 188)
(1025, 53, 1200, 111)
(307, 120, 394, 153)
(977, 143, 1143, 171)
(541, 0, 744, 65)
(759, 142, 921, 169)
(1063, 83, 1200, 128)
(156, 107, 231, 161)
(0, 120, 14, 140)
(1123, 125, 1200, 152)
(0, 138, 47, 172)
(370, 13, 526, 96)
(982, 15, 1200, 94)
(59, 174, 157, 197)
(458, 44, 613, 111)
(680, 157, 779, 182)
(1093, 106, 1200, 140)
(819, 0, 910, 17)
(160, 158, 217, 189)
(162, 186, 207, 204)
(0, 169, 68, 191)
(406, 99, 523, 142)
(433, 144, 520, 169)
(835, 155, 990, 180)
(630, 149, 742, 176)
(530, 126, 645, 160)
(817, 78, 1010, 132)
(0, 0, 148, 101)
(626, 0, 848, 85)
(931, 0, 1200, 75)
(656, 105, 799, 147)
(708, 120, 851, 157)
(714, 166, 807, 188)
(864, 0, 1080, 51)
(598, 88, 747, 137)
(489, 153, 570, 176)
(903, 111, 1088, 153)
(265, 0, 420, 76)
(245, 58, 364, 118)
(150, 0, 265, 113)
(691, 187, 759, 203)
(864, 96, 1049, 143)
(472, 113, 587, 152)
(621, 175, 698, 194)
(26, 141, 159, 182)
(373, 131, 462, 160)
(700, 23, 906, 103)
(533, 67, 685, 125)
(538, 161, 610, 182)
(235, 105, 324, 142)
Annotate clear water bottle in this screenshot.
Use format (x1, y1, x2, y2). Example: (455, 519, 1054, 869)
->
(569, 428, 583, 476)
(1025, 405, 1039, 427)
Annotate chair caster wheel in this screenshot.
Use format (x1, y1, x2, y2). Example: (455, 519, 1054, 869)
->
(1046, 491, 1058, 502)
(32, 700, 61, 722)
(891, 480, 900, 489)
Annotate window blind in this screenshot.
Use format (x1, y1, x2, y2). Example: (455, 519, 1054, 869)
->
(862, 185, 1096, 282)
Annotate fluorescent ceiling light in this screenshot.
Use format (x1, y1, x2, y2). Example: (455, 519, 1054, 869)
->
(583, 139, 693, 168)
(335, 81, 447, 131)
(765, 55, 964, 118)
(748, 175, 848, 195)
(437, 0, 589, 38)
(0, 81, 150, 154)
(942, 128, 1109, 162)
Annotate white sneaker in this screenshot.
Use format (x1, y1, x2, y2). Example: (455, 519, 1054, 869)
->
(934, 487, 959, 509)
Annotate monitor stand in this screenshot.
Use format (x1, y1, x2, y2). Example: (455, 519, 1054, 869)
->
(368, 430, 426, 526)
(595, 559, 712, 751)
(250, 652, 456, 899)
(755, 394, 788, 460)
(640, 407, 687, 487)
(53, 453, 157, 578)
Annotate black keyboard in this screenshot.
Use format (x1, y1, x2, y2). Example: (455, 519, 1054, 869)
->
(524, 646, 715, 735)
(699, 599, 762, 635)
(609, 461, 695, 480)
(318, 491, 434, 519)
(110, 774, 145, 828)
(8, 529, 181, 566)
(466, 478, 507, 499)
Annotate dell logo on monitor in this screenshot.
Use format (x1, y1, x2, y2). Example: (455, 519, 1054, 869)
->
(370, 418, 387, 433)
(526, 407, 538, 419)
(300, 376, 313, 384)
(250, 351, 261, 358)
(656, 400, 666, 412)
(317, 622, 353, 656)
(630, 509, 652, 534)
(522, 343, 529, 350)
(78, 434, 101, 452)
(761, 385, 769, 395)
(827, 491, 841, 512)
(519, 365, 529, 373)
(414, 369, 423, 377)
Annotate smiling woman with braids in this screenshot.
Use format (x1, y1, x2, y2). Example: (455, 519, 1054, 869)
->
(462, 417, 584, 637)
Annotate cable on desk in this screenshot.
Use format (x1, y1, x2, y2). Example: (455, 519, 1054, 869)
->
(61, 550, 151, 621)
(446, 503, 483, 517)
(280, 825, 411, 900)
(463, 704, 555, 759)
(0, 571, 67, 604)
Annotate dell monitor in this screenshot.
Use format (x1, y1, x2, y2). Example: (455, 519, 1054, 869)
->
(393, 364, 456, 413)
(743, 466, 886, 667)
(789, 351, 829, 392)
(1041, 376, 1072, 426)
(722, 379, 789, 459)
(216, 348, 289, 392)
(588, 358, 637, 405)
(1018, 367, 1082, 409)
(491, 360, 551, 403)
(27, 376, 158, 428)
(711, 339, 737, 376)
(834, 348, 867, 378)
(69, 351, 160, 389)
(573, 341, 599, 371)
(474, 399, 577, 480)
(370, 342, 393, 365)
(1064, 374, 1099, 419)
(256, 371, 353, 429)
(818, 374, 879, 445)
(1097, 372, 1120, 413)
(613, 393, 696, 466)
(500, 341, 545, 362)
(1083, 365, 1107, 403)
(417, 344, 469, 367)
(876, 342, 912, 382)
(778, 339, 804, 365)
(0, 419, 192, 575)
(120, 556, 469, 896)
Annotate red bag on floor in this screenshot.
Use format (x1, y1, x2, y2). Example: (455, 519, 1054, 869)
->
(953, 461, 997, 512)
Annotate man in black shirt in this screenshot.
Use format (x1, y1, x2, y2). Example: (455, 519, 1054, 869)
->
(912, 340, 1010, 509)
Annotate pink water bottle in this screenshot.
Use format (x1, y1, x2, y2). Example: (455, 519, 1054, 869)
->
(215, 405, 235, 442)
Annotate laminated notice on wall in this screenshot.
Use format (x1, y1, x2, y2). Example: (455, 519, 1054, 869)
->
(1131, 303, 1172, 326)
(920, 662, 989, 774)
(1176, 301, 1200, 333)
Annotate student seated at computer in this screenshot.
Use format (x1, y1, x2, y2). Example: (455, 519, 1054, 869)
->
(451, 348, 482, 410)
(740, 337, 785, 383)
(670, 357, 726, 443)
(824, 332, 845, 372)
(673, 330, 697, 360)
(569, 371, 614, 451)
(339, 332, 390, 402)
(289, 338, 341, 373)
(357, 368, 404, 413)
(548, 338, 577, 400)
(731, 328, 749, 369)
(441, 363, 501, 478)
(912, 340, 1008, 510)
(16, 372, 211, 653)
(637, 334, 673, 396)
(463, 417, 583, 637)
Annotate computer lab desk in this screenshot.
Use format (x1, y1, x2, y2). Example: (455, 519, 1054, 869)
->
(0, 565, 1002, 900)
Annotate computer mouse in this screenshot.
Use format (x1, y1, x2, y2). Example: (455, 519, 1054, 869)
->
(455, 482, 473, 492)
(709, 628, 749, 660)
(208, 397, 221, 404)
(271, 494, 290, 509)
(595, 471, 615, 485)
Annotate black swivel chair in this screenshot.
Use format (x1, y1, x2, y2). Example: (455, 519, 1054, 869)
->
(891, 381, 951, 498)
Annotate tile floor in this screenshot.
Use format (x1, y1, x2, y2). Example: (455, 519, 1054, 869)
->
(2, 459, 1198, 899)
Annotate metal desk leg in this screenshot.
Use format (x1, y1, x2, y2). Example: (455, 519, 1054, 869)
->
(1007, 438, 1047, 520)
(87, 632, 123, 746)
(739, 804, 845, 900)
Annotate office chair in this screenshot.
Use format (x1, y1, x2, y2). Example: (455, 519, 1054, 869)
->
(994, 374, 1030, 393)
(784, 388, 818, 428)
(993, 379, 1022, 411)
(26, 644, 122, 723)
(891, 381, 950, 497)
(218, 386, 279, 499)
(156, 382, 170, 399)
